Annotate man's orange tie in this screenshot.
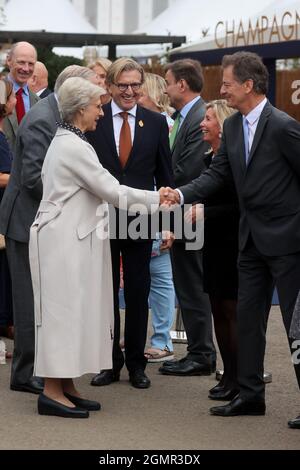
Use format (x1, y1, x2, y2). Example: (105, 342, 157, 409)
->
(119, 112, 132, 168)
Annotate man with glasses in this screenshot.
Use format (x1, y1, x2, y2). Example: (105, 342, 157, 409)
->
(87, 57, 173, 389)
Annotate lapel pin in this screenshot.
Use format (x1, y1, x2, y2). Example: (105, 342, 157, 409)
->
(138, 120, 144, 128)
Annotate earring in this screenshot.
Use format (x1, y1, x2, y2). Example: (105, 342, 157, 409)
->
(218, 132, 222, 139)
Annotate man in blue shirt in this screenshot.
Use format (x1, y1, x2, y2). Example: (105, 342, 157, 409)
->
(4, 41, 39, 153)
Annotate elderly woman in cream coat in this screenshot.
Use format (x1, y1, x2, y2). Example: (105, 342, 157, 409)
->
(29, 77, 166, 419)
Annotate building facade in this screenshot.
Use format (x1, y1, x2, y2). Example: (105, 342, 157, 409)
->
(70, 0, 176, 33)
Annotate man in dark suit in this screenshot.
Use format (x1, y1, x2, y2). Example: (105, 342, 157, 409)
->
(165, 52, 300, 427)
(158, 59, 216, 377)
(4, 41, 39, 154)
(0, 65, 100, 394)
(87, 57, 173, 389)
(28, 61, 52, 99)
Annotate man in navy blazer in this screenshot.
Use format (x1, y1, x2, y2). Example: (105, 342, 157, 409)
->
(165, 52, 300, 427)
(87, 58, 173, 389)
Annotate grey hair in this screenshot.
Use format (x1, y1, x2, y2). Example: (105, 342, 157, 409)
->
(54, 65, 98, 94)
(57, 77, 105, 123)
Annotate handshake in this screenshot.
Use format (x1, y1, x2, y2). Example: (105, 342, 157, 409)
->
(158, 187, 180, 207)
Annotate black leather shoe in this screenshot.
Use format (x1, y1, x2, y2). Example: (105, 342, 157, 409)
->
(64, 392, 101, 411)
(11, 377, 44, 395)
(159, 359, 213, 376)
(288, 415, 300, 429)
(210, 396, 266, 416)
(162, 356, 189, 367)
(209, 384, 225, 395)
(38, 393, 89, 418)
(208, 388, 239, 401)
(90, 369, 120, 386)
(129, 370, 151, 389)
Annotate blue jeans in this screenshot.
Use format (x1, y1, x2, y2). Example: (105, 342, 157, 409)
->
(149, 252, 175, 351)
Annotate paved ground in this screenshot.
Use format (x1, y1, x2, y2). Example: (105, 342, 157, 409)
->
(0, 306, 299, 450)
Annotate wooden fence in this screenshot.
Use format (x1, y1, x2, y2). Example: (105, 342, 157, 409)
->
(201, 66, 300, 122)
(145, 64, 300, 121)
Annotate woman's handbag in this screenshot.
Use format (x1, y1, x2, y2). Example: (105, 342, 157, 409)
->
(0, 234, 5, 250)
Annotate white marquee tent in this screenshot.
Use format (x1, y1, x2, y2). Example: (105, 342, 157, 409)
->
(98, 0, 277, 59)
(1, 0, 298, 60)
(0, 0, 96, 33)
(167, 0, 300, 55)
(0, 0, 96, 59)
(135, 0, 277, 44)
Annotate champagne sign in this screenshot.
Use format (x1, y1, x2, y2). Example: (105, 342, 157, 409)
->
(215, 10, 300, 48)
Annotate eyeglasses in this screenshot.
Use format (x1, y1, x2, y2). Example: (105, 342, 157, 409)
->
(114, 83, 142, 92)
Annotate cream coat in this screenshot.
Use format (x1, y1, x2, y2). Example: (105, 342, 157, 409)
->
(29, 128, 159, 378)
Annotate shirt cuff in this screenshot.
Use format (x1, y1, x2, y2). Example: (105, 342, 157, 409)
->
(175, 189, 184, 206)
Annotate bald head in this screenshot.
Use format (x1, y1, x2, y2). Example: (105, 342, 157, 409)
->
(7, 41, 37, 87)
(28, 61, 49, 94)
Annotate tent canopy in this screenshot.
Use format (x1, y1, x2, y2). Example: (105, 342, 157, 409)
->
(137, 0, 276, 44)
(1, 0, 96, 33)
(169, 0, 300, 55)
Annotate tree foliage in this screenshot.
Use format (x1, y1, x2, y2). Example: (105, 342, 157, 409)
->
(36, 47, 83, 90)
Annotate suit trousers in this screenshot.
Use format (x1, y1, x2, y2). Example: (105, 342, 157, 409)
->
(237, 239, 300, 400)
(110, 238, 153, 373)
(171, 242, 215, 365)
(5, 238, 35, 385)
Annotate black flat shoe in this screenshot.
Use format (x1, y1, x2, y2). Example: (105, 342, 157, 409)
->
(11, 377, 44, 395)
(288, 415, 300, 429)
(159, 359, 213, 376)
(64, 392, 101, 411)
(129, 370, 151, 389)
(162, 356, 188, 367)
(90, 369, 120, 386)
(210, 396, 266, 416)
(209, 384, 226, 395)
(38, 393, 89, 418)
(208, 388, 239, 401)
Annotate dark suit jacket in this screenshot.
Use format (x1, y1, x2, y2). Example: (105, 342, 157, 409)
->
(171, 97, 209, 242)
(172, 97, 210, 186)
(3, 89, 39, 155)
(179, 101, 300, 257)
(86, 102, 174, 238)
(0, 93, 60, 243)
(87, 103, 173, 189)
(39, 88, 52, 99)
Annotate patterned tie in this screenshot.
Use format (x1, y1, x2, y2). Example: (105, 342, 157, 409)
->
(15, 88, 26, 124)
(119, 112, 132, 168)
(169, 113, 181, 149)
(243, 116, 250, 163)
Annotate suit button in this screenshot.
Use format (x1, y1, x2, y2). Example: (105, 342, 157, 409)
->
(123, 173, 126, 177)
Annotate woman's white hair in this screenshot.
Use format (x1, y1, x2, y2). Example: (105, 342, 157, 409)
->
(57, 77, 105, 123)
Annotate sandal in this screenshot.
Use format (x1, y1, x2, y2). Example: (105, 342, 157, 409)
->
(144, 347, 174, 363)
